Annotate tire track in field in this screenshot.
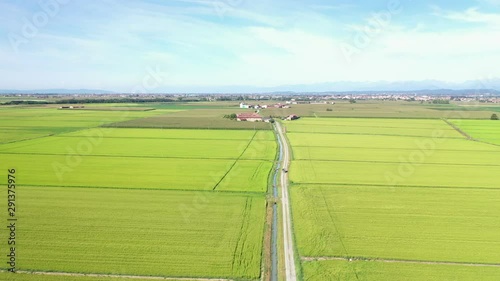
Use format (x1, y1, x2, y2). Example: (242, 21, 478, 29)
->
(317, 188, 360, 281)
(317, 187, 348, 256)
(0, 133, 55, 145)
(301, 256, 500, 268)
(231, 198, 252, 274)
(0, 270, 233, 280)
(212, 131, 257, 191)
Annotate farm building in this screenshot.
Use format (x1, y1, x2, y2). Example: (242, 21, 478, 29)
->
(285, 114, 300, 121)
(237, 113, 263, 122)
(59, 106, 85, 109)
(239, 103, 251, 109)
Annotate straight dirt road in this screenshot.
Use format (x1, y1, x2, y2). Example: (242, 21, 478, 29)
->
(275, 122, 297, 281)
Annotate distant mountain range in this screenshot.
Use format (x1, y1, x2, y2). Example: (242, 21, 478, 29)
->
(165, 79, 500, 94)
(2, 79, 500, 95)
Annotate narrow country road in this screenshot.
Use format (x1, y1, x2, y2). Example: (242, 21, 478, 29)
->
(275, 122, 297, 281)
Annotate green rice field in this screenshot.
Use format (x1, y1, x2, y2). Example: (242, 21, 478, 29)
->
(0, 107, 174, 143)
(451, 119, 500, 145)
(293, 185, 500, 263)
(302, 260, 500, 281)
(287, 117, 500, 280)
(0, 106, 276, 280)
(0, 272, 190, 281)
(1, 187, 265, 279)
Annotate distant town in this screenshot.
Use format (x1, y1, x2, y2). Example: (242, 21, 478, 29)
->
(1, 92, 499, 105)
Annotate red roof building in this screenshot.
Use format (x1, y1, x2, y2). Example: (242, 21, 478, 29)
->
(236, 113, 263, 122)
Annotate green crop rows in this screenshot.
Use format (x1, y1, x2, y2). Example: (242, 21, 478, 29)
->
(451, 119, 500, 145)
(286, 118, 500, 280)
(0, 106, 276, 280)
(2, 187, 265, 278)
(302, 260, 500, 281)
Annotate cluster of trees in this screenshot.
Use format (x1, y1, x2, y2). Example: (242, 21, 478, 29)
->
(432, 99, 450, 104)
(58, 98, 177, 104)
(2, 98, 179, 105)
(492, 114, 499, 120)
(2, 100, 49, 105)
(223, 113, 237, 120)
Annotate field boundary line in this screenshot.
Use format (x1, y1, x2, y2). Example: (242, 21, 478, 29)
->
(442, 119, 475, 140)
(287, 123, 456, 131)
(291, 145, 500, 153)
(102, 124, 272, 131)
(51, 135, 260, 141)
(0, 133, 56, 145)
(0, 123, 124, 145)
(284, 131, 463, 139)
(0, 270, 233, 280)
(291, 158, 500, 167)
(212, 131, 257, 191)
(19, 184, 267, 196)
(290, 182, 500, 191)
(301, 256, 500, 267)
(443, 119, 500, 147)
(0, 152, 274, 162)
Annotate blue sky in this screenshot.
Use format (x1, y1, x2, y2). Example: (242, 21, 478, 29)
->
(1, 0, 499, 92)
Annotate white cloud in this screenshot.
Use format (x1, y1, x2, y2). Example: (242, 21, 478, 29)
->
(2, 1, 500, 90)
(435, 7, 500, 26)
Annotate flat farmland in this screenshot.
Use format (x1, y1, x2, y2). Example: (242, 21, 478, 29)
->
(287, 132, 499, 150)
(216, 160, 273, 192)
(285, 118, 461, 138)
(302, 260, 500, 281)
(0, 107, 172, 143)
(106, 108, 273, 130)
(0, 186, 265, 279)
(0, 272, 191, 281)
(451, 119, 500, 145)
(0, 128, 276, 192)
(1, 136, 250, 159)
(292, 146, 500, 165)
(0, 105, 276, 280)
(0, 154, 232, 190)
(261, 101, 497, 119)
(0, 128, 57, 143)
(0, 129, 275, 160)
(63, 127, 261, 139)
(286, 117, 500, 279)
(293, 185, 500, 263)
(290, 160, 500, 188)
